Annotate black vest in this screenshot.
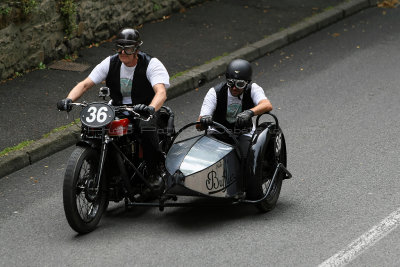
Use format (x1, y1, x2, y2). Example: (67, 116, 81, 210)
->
(212, 82, 255, 130)
(106, 52, 154, 105)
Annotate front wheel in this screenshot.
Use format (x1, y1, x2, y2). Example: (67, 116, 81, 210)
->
(63, 146, 108, 234)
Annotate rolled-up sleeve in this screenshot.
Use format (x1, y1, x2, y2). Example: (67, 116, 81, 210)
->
(146, 58, 170, 88)
(199, 88, 217, 116)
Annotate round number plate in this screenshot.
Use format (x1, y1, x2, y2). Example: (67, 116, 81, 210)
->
(80, 103, 115, 128)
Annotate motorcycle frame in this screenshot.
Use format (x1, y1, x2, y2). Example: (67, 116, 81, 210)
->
(78, 117, 159, 202)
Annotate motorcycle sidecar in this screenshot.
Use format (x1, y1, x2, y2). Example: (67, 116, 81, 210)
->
(165, 133, 241, 198)
(163, 113, 292, 212)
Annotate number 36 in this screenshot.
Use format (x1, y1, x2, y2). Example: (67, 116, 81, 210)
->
(86, 106, 108, 123)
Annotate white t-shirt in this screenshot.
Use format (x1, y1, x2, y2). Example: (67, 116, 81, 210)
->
(89, 55, 170, 104)
(199, 83, 268, 135)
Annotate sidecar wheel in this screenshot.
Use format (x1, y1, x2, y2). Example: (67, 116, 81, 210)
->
(247, 133, 286, 213)
(63, 147, 108, 234)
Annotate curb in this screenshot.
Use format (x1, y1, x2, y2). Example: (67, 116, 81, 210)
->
(0, 0, 374, 179)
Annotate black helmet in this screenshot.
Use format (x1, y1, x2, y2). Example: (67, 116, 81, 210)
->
(225, 59, 252, 81)
(116, 28, 143, 47)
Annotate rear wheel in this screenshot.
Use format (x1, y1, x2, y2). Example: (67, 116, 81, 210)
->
(63, 146, 108, 234)
(247, 131, 286, 212)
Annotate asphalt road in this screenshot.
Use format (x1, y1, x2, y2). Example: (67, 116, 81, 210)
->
(1, 6, 400, 266)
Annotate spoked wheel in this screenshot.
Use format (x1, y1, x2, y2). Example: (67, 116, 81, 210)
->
(247, 131, 286, 213)
(63, 147, 108, 234)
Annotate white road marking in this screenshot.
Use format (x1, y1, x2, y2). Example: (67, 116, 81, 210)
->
(319, 207, 400, 267)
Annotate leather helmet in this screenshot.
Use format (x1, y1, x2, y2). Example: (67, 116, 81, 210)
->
(225, 59, 252, 81)
(116, 28, 143, 46)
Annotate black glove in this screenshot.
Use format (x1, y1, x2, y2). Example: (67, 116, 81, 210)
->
(200, 115, 213, 127)
(132, 104, 155, 117)
(235, 109, 254, 129)
(57, 98, 72, 111)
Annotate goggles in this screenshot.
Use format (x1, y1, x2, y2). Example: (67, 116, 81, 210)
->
(114, 44, 138, 55)
(227, 79, 248, 90)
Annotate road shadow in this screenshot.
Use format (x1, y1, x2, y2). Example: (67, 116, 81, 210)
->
(98, 197, 296, 232)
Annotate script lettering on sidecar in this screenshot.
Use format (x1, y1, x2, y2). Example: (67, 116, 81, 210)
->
(206, 169, 236, 194)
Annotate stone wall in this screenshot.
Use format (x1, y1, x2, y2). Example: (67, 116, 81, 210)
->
(0, 0, 205, 80)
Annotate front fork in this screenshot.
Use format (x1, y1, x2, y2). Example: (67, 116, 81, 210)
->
(94, 129, 111, 192)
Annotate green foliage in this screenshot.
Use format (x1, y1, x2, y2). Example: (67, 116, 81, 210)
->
(170, 71, 186, 80)
(171, 52, 231, 80)
(205, 52, 229, 64)
(323, 6, 334, 11)
(21, 0, 38, 15)
(64, 52, 78, 61)
(152, 0, 162, 11)
(38, 62, 46, 69)
(0, 0, 39, 20)
(0, 118, 80, 157)
(0, 6, 12, 15)
(59, 0, 78, 38)
(41, 119, 80, 138)
(0, 140, 34, 157)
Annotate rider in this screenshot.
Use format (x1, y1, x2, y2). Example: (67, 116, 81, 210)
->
(57, 28, 169, 196)
(197, 59, 273, 157)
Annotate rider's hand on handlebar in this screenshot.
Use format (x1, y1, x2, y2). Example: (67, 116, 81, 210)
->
(57, 98, 73, 112)
(235, 109, 254, 129)
(200, 115, 213, 127)
(197, 115, 213, 131)
(132, 104, 155, 117)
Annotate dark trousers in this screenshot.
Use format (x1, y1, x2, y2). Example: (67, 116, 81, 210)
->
(134, 112, 164, 173)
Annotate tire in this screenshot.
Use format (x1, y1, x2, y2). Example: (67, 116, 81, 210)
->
(247, 131, 286, 213)
(63, 146, 108, 234)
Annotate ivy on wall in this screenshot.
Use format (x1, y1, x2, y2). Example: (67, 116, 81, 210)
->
(0, 0, 40, 29)
(21, 0, 39, 15)
(58, 0, 77, 38)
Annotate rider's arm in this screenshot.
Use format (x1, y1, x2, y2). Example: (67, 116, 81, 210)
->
(248, 83, 273, 115)
(149, 83, 167, 111)
(67, 77, 95, 102)
(250, 99, 273, 115)
(197, 88, 217, 130)
(147, 58, 169, 111)
(66, 57, 109, 102)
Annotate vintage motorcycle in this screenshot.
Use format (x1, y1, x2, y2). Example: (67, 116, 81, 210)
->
(62, 87, 175, 234)
(62, 87, 292, 234)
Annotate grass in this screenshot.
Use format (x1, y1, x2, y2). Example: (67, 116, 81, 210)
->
(0, 140, 34, 157)
(170, 70, 188, 80)
(170, 52, 230, 80)
(0, 119, 80, 157)
(204, 52, 229, 64)
(41, 118, 80, 138)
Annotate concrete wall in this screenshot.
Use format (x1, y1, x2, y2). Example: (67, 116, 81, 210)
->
(0, 0, 205, 80)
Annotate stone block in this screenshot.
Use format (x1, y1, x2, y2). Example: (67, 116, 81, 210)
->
(229, 45, 261, 63)
(0, 150, 30, 179)
(287, 19, 318, 43)
(337, 0, 370, 17)
(312, 7, 344, 30)
(251, 31, 289, 56)
(26, 126, 80, 164)
(183, 68, 207, 88)
(195, 56, 233, 82)
(77, 22, 85, 36)
(168, 73, 195, 99)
